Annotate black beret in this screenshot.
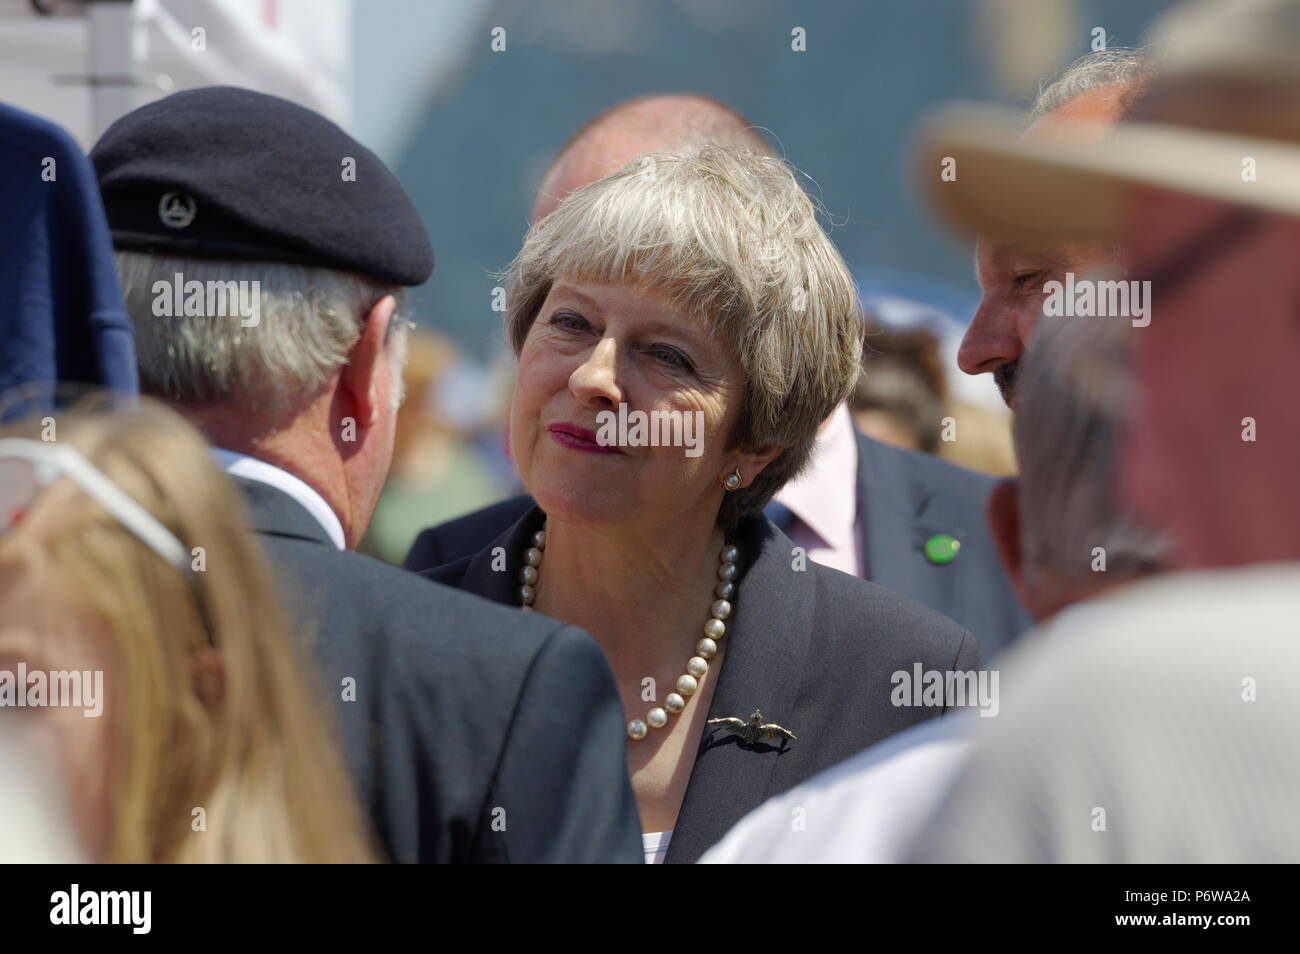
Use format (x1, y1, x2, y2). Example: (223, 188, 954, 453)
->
(90, 86, 433, 286)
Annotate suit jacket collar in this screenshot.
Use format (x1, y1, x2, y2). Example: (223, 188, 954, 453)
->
(235, 475, 337, 547)
(451, 505, 812, 863)
(455, 505, 541, 604)
(213, 449, 345, 549)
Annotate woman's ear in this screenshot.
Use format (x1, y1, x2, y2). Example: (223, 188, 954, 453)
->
(191, 647, 225, 708)
(730, 444, 784, 487)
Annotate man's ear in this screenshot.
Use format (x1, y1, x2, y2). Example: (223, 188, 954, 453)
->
(987, 477, 1032, 613)
(191, 646, 225, 708)
(340, 295, 397, 428)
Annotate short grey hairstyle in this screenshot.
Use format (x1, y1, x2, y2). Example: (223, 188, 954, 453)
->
(115, 251, 408, 416)
(1031, 48, 1155, 120)
(1015, 316, 1168, 592)
(504, 143, 863, 529)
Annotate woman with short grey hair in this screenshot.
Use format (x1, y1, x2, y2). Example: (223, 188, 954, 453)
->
(425, 144, 979, 863)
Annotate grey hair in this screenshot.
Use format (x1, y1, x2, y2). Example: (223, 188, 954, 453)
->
(1015, 316, 1168, 592)
(504, 143, 863, 529)
(1031, 48, 1155, 120)
(115, 251, 408, 415)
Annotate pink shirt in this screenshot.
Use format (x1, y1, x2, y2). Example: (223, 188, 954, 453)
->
(773, 404, 864, 577)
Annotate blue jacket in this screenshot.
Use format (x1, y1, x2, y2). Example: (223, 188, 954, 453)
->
(0, 101, 136, 411)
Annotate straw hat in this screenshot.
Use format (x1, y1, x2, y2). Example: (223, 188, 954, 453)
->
(917, 0, 1300, 243)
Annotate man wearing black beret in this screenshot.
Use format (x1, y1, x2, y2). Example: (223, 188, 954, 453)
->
(91, 86, 642, 863)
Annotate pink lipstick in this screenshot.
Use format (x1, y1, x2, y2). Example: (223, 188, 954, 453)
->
(548, 422, 624, 455)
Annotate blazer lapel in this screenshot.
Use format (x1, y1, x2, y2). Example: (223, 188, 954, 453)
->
(454, 505, 547, 606)
(666, 516, 815, 863)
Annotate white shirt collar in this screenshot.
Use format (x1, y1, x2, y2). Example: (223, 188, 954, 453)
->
(210, 448, 346, 550)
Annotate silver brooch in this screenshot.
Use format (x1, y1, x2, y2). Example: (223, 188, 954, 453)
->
(707, 709, 797, 745)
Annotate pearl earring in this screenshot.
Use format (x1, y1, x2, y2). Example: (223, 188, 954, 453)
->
(723, 469, 742, 492)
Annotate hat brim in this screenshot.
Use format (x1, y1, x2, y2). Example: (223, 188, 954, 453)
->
(917, 103, 1300, 244)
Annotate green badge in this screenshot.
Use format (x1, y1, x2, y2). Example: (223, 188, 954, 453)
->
(925, 534, 961, 565)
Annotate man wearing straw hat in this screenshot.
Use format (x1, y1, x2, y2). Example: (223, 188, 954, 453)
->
(953, 48, 1153, 409)
(905, 0, 1300, 862)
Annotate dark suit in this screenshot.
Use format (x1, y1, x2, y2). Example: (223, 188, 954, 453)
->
(852, 433, 1029, 660)
(237, 477, 642, 863)
(425, 505, 981, 864)
(405, 433, 1030, 659)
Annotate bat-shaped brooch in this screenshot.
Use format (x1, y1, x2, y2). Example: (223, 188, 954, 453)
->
(707, 709, 797, 745)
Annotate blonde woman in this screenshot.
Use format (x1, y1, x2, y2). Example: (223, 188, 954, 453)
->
(0, 400, 374, 862)
(426, 146, 981, 863)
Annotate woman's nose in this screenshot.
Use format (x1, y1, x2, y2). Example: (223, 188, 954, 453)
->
(569, 337, 623, 408)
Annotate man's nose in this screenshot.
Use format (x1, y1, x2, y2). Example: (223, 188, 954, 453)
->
(958, 300, 1023, 376)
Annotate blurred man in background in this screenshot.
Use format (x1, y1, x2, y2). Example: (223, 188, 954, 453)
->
(530, 92, 773, 224)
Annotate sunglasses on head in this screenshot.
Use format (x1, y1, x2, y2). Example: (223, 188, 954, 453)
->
(0, 438, 191, 574)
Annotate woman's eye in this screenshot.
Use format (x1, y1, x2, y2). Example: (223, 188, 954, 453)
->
(650, 346, 692, 372)
(551, 311, 590, 332)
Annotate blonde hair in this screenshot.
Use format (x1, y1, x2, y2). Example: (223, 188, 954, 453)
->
(505, 144, 864, 527)
(0, 400, 375, 863)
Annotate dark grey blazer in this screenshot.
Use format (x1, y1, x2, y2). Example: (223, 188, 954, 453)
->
(425, 504, 981, 863)
(851, 433, 1030, 661)
(236, 477, 643, 863)
(404, 433, 1030, 660)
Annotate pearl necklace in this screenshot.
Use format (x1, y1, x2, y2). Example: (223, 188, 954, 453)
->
(519, 523, 738, 741)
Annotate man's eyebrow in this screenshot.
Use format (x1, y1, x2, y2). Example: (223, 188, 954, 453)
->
(1004, 244, 1073, 270)
(980, 241, 1024, 268)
